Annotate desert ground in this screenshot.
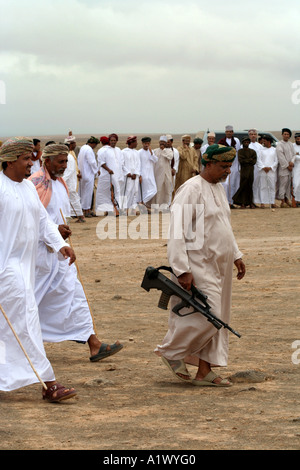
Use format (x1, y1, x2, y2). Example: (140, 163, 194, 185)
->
(0, 132, 299, 452)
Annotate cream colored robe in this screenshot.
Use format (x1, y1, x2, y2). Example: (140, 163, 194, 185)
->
(174, 146, 199, 192)
(276, 140, 296, 200)
(150, 147, 173, 207)
(155, 175, 243, 368)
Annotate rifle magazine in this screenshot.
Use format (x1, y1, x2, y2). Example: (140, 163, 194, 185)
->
(158, 292, 170, 310)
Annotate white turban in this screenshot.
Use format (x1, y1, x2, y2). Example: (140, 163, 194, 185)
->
(64, 136, 76, 144)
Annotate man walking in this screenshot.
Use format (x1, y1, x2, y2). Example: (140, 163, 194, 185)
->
(155, 144, 245, 386)
(0, 137, 77, 402)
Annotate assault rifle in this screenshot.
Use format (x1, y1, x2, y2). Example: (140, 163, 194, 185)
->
(141, 266, 241, 338)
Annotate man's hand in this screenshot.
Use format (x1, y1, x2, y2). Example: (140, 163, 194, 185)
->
(177, 272, 195, 291)
(58, 224, 72, 240)
(60, 246, 76, 265)
(234, 258, 246, 280)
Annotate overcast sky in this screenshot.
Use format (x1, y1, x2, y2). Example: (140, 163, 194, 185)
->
(1, 0, 300, 138)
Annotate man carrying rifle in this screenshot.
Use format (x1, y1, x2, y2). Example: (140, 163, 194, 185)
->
(155, 144, 246, 386)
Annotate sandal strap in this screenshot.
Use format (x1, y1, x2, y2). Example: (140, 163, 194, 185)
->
(202, 371, 219, 383)
(169, 359, 191, 377)
(46, 383, 64, 393)
(43, 383, 76, 401)
(202, 371, 230, 385)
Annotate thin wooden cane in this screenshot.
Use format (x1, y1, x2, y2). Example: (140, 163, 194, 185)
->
(60, 209, 98, 336)
(0, 303, 48, 390)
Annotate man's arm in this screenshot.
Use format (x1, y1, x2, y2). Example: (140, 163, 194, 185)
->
(38, 201, 76, 265)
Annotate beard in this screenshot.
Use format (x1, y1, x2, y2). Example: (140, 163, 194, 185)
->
(25, 167, 32, 178)
(220, 175, 228, 182)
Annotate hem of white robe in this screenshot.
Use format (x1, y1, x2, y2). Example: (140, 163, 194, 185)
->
(96, 202, 115, 212)
(0, 374, 56, 392)
(154, 349, 228, 368)
(42, 327, 95, 343)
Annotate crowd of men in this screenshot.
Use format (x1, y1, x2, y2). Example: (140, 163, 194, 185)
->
(25, 125, 300, 224)
(0, 124, 299, 402)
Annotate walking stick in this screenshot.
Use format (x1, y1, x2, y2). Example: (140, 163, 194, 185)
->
(110, 174, 120, 216)
(69, 200, 78, 218)
(139, 179, 144, 204)
(0, 303, 48, 390)
(266, 173, 273, 210)
(59, 209, 98, 336)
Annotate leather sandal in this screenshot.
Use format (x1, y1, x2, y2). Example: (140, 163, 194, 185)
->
(89, 342, 123, 362)
(192, 371, 232, 387)
(42, 383, 77, 403)
(161, 357, 191, 382)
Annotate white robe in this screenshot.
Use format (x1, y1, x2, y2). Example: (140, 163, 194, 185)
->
(96, 145, 109, 171)
(155, 175, 243, 368)
(293, 143, 300, 201)
(78, 144, 98, 210)
(34, 179, 95, 343)
(200, 143, 209, 154)
(63, 151, 83, 217)
(249, 141, 263, 190)
(172, 147, 180, 173)
(121, 147, 141, 210)
(96, 146, 127, 212)
(221, 138, 241, 204)
(138, 149, 158, 204)
(30, 152, 41, 175)
(253, 146, 278, 204)
(170, 147, 180, 204)
(0, 172, 67, 391)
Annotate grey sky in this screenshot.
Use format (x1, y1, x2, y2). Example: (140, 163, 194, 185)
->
(1, 0, 300, 137)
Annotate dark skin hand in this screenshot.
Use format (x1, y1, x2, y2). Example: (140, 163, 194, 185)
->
(178, 259, 246, 290)
(59, 246, 76, 265)
(58, 224, 72, 240)
(234, 258, 246, 280)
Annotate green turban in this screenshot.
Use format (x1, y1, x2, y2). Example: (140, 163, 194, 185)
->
(202, 144, 236, 166)
(87, 136, 100, 144)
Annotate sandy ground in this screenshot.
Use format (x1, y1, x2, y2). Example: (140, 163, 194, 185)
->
(0, 201, 300, 451)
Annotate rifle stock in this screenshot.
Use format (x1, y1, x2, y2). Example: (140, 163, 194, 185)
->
(141, 266, 241, 338)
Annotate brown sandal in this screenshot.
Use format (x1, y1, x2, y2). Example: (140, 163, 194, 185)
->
(42, 383, 77, 403)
